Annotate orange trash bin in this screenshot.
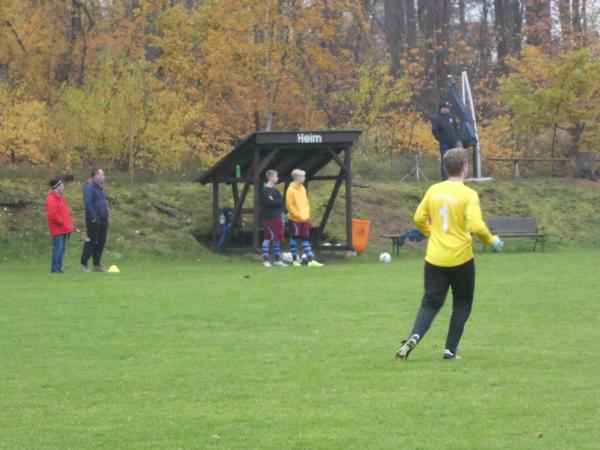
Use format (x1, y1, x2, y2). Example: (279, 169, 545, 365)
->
(352, 218, 371, 254)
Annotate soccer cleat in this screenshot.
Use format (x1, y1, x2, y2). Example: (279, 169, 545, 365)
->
(443, 349, 462, 360)
(80, 264, 89, 273)
(273, 260, 287, 267)
(263, 261, 272, 267)
(307, 260, 324, 267)
(395, 336, 418, 360)
(292, 260, 302, 267)
(93, 265, 106, 272)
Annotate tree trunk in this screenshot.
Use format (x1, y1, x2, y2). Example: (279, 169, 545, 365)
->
(458, 0, 466, 41)
(572, 0, 582, 33)
(494, 0, 508, 74)
(557, 0, 572, 48)
(434, 0, 450, 92)
(478, 0, 490, 79)
(420, 0, 436, 99)
(523, 0, 551, 46)
(508, 0, 522, 56)
(128, 105, 135, 183)
(384, 0, 406, 77)
(405, 0, 416, 49)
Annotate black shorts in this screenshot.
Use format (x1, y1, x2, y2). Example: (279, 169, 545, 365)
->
(421, 259, 475, 311)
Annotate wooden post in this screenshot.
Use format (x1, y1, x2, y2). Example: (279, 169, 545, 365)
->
(232, 182, 239, 205)
(232, 182, 240, 229)
(223, 182, 250, 249)
(344, 147, 353, 250)
(212, 182, 219, 248)
(318, 170, 344, 244)
(252, 146, 261, 250)
(514, 159, 520, 178)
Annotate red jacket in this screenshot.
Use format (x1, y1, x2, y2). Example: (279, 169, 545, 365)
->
(45, 191, 74, 237)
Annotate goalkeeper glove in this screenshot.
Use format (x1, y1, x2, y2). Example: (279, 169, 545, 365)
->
(491, 236, 504, 252)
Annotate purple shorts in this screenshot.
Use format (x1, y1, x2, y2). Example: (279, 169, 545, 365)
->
(289, 221, 311, 239)
(263, 218, 285, 241)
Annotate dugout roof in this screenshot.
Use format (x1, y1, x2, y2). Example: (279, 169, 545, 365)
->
(195, 130, 362, 184)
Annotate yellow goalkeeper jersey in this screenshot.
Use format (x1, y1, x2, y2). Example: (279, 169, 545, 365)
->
(414, 181, 495, 267)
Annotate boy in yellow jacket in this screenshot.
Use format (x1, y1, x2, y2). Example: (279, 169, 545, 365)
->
(396, 148, 503, 360)
(285, 169, 323, 267)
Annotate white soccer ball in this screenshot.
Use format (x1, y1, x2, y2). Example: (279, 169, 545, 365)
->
(379, 252, 392, 264)
(281, 252, 293, 263)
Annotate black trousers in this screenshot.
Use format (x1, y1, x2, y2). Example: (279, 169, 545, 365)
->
(81, 218, 108, 267)
(410, 259, 475, 353)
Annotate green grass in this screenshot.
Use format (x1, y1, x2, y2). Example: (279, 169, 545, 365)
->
(1, 249, 599, 449)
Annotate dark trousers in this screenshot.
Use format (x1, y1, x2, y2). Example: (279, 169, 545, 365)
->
(410, 259, 475, 353)
(439, 142, 450, 180)
(81, 218, 108, 267)
(51, 234, 68, 273)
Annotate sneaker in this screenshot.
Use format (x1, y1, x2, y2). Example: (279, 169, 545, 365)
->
(93, 265, 106, 272)
(80, 264, 89, 273)
(443, 349, 462, 360)
(263, 261, 272, 267)
(292, 260, 302, 267)
(307, 260, 324, 267)
(273, 260, 288, 267)
(395, 335, 419, 360)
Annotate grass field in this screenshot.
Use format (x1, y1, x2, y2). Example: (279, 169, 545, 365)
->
(1, 249, 599, 449)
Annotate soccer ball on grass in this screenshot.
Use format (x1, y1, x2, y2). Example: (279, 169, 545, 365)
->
(379, 252, 392, 264)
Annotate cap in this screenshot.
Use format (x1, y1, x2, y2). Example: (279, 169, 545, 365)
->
(49, 179, 64, 190)
(439, 101, 451, 109)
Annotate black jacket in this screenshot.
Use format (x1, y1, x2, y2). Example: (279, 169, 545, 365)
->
(261, 185, 283, 221)
(83, 178, 109, 221)
(432, 113, 459, 147)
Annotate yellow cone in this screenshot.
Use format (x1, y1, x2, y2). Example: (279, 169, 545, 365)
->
(107, 265, 120, 273)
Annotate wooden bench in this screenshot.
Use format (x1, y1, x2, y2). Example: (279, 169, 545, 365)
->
(485, 217, 546, 251)
(381, 230, 426, 256)
(381, 234, 403, 256)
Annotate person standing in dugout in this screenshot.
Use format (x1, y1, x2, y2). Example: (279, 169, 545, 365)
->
(285, 169, 323, 267)
(80, 169, 109, 272)
(261, 170, 287, 267)
(395, 148, 504, 360)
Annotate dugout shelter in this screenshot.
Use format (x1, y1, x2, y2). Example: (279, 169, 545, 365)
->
(195, 130, 362, 252)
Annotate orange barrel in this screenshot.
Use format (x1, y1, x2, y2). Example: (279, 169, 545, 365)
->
(351, 218, 371, 254)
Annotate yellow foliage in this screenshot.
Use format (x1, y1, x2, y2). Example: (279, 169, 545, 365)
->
(0, 84, 50, 164)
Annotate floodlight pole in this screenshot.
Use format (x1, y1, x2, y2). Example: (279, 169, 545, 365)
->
(461, 71, 483, 179)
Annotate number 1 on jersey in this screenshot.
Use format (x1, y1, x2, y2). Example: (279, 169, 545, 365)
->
(439, 203, 449, 232)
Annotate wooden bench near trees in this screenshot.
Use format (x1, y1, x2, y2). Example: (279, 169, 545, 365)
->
(485, 217, 546, 251)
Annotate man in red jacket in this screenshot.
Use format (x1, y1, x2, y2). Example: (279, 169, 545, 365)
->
(45, 179, 74, 273)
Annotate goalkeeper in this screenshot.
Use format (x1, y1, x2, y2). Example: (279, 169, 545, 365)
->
(395, 148, 503, 360)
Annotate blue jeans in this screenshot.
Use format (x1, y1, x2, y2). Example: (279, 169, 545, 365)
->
(439, 142, 450, 180)
(51, 234, 68, 273)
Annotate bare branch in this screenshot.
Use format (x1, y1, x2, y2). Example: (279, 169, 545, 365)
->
(4, 20, 27, 54)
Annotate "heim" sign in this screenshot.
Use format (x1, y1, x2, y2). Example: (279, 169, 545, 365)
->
(297, 133, 323, 144)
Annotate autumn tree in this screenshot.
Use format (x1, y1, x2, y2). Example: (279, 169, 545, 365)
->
(500, 46, 600, 177)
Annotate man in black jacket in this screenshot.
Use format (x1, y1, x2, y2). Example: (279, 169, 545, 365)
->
(261, 170, 287, 267)
(80, 168, 109, 272)
(432, 101, 461, 180)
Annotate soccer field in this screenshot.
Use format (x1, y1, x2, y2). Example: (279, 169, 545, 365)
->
(1, 250, 599, 449)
